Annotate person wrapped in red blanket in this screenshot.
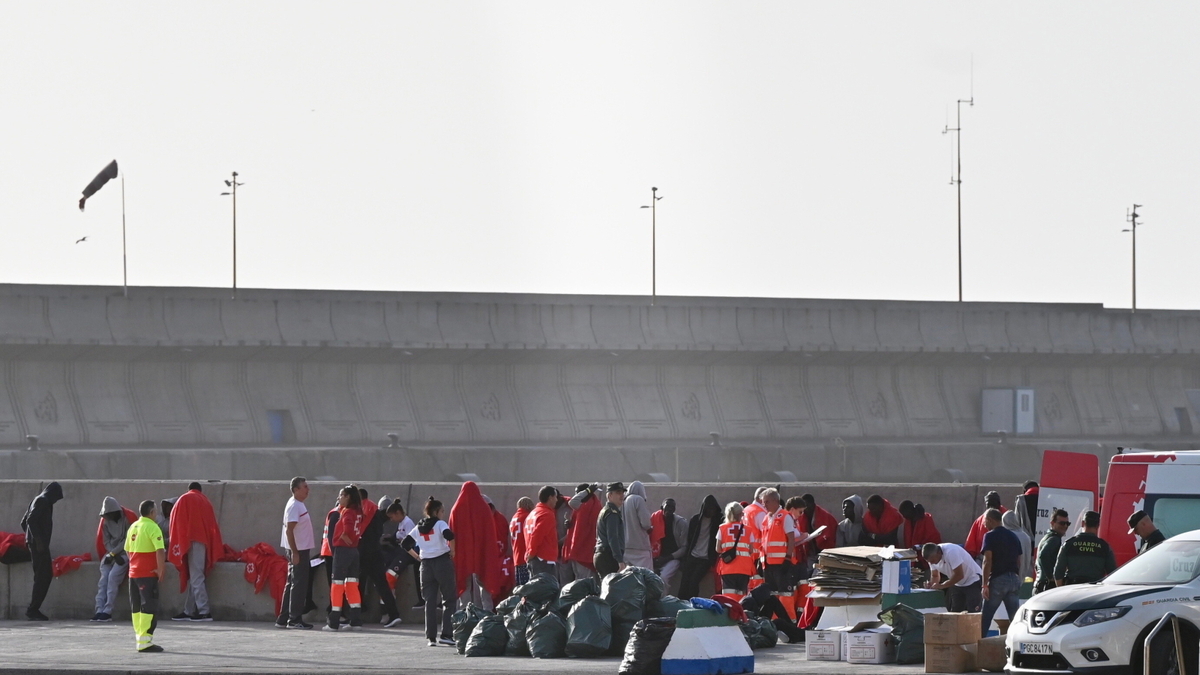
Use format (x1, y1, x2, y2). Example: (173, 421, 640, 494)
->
(448, 481, 503, 608)
(861, 494, 904, 547)
(168, 482, 224, 621)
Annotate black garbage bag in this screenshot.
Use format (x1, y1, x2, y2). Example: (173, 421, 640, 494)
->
(452, 603, 492, 655)
(526, 608, 569, 658)
(515, 572, 561, 606)
(465, 614, 508, 657)
(495, 594, 523, 615)
(554, 576, 601, 615)
(505, 601, 536, 656)
(879, 603, 926, 664)
(739, 615, 779, 650)
(618, 617, 677, 675)
(602, 568, 648, 625)
(611, 619, 637, 656)
(645, 594, 692, 619)
(565, 596, 612, 658)
(627, 566, 666, 602)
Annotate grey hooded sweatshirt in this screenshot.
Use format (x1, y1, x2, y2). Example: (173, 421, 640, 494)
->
(623, 481, 653, 556)
(836, 494, 865, 548)
(99, 497, 132, 557)
(1002, 510, 1033, 580)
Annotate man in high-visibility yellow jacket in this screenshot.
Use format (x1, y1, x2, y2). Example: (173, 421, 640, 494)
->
(125, 500, 167, 653)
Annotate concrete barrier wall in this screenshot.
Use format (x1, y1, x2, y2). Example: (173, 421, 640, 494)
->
(3, 358, 1200, 448)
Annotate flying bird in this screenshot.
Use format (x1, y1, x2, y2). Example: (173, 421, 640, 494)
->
(75, 237, 87, 244)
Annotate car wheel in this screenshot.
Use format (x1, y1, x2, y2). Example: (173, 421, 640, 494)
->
(1146, 624, 1200, 675)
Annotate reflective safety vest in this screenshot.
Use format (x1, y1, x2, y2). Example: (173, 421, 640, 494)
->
(717, 522, 755, 577)
(761, 510, 790, 566)
(742, 503, 766, 561)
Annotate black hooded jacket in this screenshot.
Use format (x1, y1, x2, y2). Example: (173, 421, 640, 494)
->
(683, 495, 722, 563)
(21, 482, 63, 547)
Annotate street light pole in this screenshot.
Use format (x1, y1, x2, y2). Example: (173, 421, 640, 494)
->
(1124, 204, 1142, 313)
(641, 187, 663, 305)
(943, 96, 973, 302)
(221, 172, 244, 299)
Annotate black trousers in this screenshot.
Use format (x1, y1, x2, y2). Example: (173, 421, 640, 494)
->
(129, 576, 160, 635)
(279, 549, 310, 624)
(678, 556, 712, 600)
(361, 550, 398, 618)
(594, 549, 619, 578)
(946, 580, 983, 613)
(28, 544, 52, 613)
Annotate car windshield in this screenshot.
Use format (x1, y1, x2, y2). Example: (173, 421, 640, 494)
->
(1105, 540, 1200, 586)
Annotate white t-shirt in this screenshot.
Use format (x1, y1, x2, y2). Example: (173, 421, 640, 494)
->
(933, 543, 982, 587)
(281, 497, 315, 552)
(395, 516, 415, 543)
(416, 520, 453, 559)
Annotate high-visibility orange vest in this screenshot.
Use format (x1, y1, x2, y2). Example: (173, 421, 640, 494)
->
(716, 522, 755, 577)
(761, 510, 790, 566)
(742, 503, 766, 560)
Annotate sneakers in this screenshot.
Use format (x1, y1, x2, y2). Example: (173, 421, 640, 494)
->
(274, 621, 288, 629)
(25, 610, 48, 622)
(427, 639, 437, 647)
(286, 621, 313, 630)
(346, 625, 362, 632)
(382, 616, 403, 628)
(92, 613, 113, 623)
(412, 600, 426, 609)
(191, 613, 213, 622)
(438, 637, 455, 646)
(171, 613, 191, 621)
(137, 644, 165, 653)
(322, 624, 339, 632)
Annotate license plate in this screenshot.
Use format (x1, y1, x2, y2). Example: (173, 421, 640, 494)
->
(1021, 642, 1054, 655)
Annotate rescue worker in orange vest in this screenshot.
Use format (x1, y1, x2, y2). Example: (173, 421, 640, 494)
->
(716, 502, 756, 602)
(758, 488, 798, 621)
(741, 487, 769, 593)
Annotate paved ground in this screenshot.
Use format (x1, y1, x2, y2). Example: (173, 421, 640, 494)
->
(0, 620, 928, 675)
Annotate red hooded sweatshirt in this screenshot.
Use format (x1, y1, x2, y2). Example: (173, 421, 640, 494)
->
(862, 499, 904, 537)
(798, 505, 839, 558)
(524, 501, 558, 565)
(448, 481, 504, 599)
(168, 489, 225, 592)
(563, 492, 601, 568)
(510, 507, 531, 566)
(903, 511, 943, 550)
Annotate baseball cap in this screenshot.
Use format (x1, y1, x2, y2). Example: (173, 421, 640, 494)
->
(1127, 509, 1148, 534)
(607, 482, 626, 493)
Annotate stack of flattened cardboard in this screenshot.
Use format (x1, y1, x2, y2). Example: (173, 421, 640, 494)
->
(808, 546, 918, 606)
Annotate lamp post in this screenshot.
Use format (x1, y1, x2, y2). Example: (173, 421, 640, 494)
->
(220, 172, 244, 298)
(1122, 204, 1143, 313)
(640, 187, 663, 304)
(943, 96, 973, 302)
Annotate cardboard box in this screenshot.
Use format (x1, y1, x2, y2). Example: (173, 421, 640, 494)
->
(924, 612, 982, 645)
(844, 627, 897, 664)
(805, 629, 843, 661)
(925, 643, 977, 673)
(975, 635, 1008, 672)
(882, 559, 912, 594)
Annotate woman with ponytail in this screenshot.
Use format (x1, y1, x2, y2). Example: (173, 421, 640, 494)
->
(405, 496, 455, 646)
(324, 485, 364, 631)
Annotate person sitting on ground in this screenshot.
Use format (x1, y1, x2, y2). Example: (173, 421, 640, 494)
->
(168, 482, 223, 622)
(964, 491, 1006, 558)
(861, 494, 904, 546)
(1128, 510, 1166, 555)
(922, 542, 983, 613)
(93, 496, 136, 622)
(836, 495, 864, 548)
(652, 498, 688, 593)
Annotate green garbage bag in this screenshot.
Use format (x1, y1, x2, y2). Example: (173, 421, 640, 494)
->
(627, 566, 666, 602)
(452, 603, 492, 655)
(610, 619, 637, 656)
(645, 594, 692, 619)
(526, 608, 569, 658)
(515, 572, 561, 606)
(879, 603, 926, 664)
(505, 601, 536, 656)
(739, 614, 779, 650)
(618, 617, 677, 675)
(465, 614, 508, 657)
(554, 577, 601, 616)
(602, 568, 648, 625)
(565, 596, 612, 658)
(495, 594, 523, 614)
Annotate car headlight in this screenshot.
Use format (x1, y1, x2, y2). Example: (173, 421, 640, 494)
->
(1074, 606, 1130, 627)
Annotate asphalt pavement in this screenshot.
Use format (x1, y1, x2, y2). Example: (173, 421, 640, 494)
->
(0, 620, 929, 675)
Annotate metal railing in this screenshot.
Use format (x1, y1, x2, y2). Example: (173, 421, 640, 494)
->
(1144, 611, 1187, 675)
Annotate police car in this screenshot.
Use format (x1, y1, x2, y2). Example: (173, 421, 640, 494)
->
(1007, 530, 1200, 674)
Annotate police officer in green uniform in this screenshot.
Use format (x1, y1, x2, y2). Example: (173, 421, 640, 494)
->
(1034, 508, 1070, 594)
(1053, 511, 1116, 586)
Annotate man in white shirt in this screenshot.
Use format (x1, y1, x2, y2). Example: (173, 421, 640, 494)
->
(278, 477, 315, 629)
(922, 542, 983, 613)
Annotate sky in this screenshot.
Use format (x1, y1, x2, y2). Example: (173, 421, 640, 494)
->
(2, 3, 1199, 309)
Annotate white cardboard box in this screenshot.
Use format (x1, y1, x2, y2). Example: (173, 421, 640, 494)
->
(882, 559, 912, 594)
(844, 627, 897, 664)
(805, 629, 843, 661)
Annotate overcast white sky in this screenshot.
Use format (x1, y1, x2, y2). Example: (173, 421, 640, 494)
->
(2, 3, 1198, 309)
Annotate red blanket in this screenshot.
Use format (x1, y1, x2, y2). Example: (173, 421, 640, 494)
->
(564, 494, 600, 567)
(0, 532, 26, 559)
(168, 489, 225, 593)
(53, 553, 92, 577)
(95, 507, 138, 558)
(448, 481, 504, 599)
(238, 543, 288, 615)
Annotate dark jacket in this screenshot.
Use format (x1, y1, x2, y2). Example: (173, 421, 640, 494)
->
(596, 502, 625, 563)
(683, 495, 722, 564)
(1138, 529, 1166, 555)
(1035, 530, 1063, 592)
(20, 482, 63, 549)
(359, 511, 385, 556)
(1054, 531, 1117, 585)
